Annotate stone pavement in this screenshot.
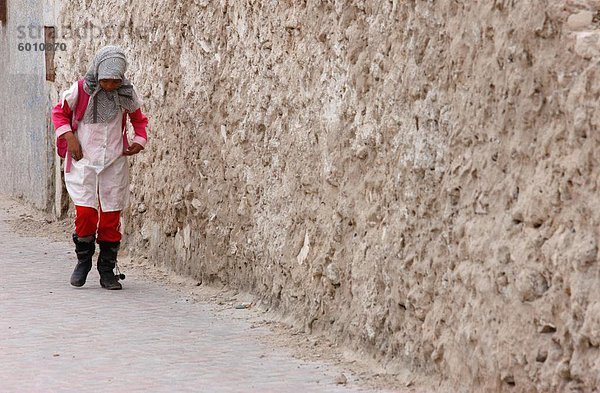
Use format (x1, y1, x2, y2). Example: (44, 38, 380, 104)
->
(0, 202, 388, 393)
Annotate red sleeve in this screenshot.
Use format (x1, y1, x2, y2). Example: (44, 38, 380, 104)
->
(52, 100, 73, 138)
(129, 108, 148, 146)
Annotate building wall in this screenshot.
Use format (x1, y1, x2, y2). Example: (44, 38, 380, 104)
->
(54, 1, 600, 391)
(0, 0, 59, 211)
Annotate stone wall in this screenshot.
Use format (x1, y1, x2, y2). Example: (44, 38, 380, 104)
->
(55, 1, 600, 391)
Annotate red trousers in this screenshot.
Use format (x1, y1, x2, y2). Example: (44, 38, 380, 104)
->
(75, 205, 121, 242)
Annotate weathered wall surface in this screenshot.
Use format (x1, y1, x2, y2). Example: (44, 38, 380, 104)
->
(0, 0, 59, 210)
(56, 1, 600, 391)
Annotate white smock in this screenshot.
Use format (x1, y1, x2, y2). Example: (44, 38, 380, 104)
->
(61, 82, 129, 212)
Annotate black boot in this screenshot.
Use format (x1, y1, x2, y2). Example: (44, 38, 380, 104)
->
(98, 241, 123, 290)
(70, 234, 95, 287)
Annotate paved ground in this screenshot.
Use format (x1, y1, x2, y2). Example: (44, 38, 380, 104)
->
(0, 202, 385, 393)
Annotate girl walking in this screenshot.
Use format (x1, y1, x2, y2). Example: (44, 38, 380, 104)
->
(52, 45, 148, 290)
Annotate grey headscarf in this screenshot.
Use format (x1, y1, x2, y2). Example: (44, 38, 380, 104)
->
(82, 45, 142, 124)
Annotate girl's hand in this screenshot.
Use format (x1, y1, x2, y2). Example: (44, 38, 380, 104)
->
(64, 132, 83, 161)
(123, 143, 144, 156)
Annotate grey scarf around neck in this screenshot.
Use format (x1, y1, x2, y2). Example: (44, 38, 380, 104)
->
(82, 45, 142, 124)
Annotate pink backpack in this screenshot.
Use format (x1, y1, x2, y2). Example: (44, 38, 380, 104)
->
(56, 79, 89, 159)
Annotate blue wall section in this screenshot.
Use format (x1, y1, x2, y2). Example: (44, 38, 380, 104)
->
(0, 0, 53, 210)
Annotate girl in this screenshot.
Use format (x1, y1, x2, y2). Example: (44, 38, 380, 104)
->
(52, 45, 148, 290)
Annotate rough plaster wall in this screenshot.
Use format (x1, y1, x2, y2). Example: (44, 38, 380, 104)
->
(56, 1, 600, 391)
(0, 0, 55, 210)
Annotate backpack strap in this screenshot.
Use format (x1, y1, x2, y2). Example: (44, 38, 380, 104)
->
(72, 79, 90, 131)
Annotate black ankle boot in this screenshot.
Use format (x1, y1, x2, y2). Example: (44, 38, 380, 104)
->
(71, 234, 95, 287)
(98, 240, 122, 290)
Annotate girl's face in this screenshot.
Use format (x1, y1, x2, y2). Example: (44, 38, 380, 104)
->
(99, 79, 122, 92)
